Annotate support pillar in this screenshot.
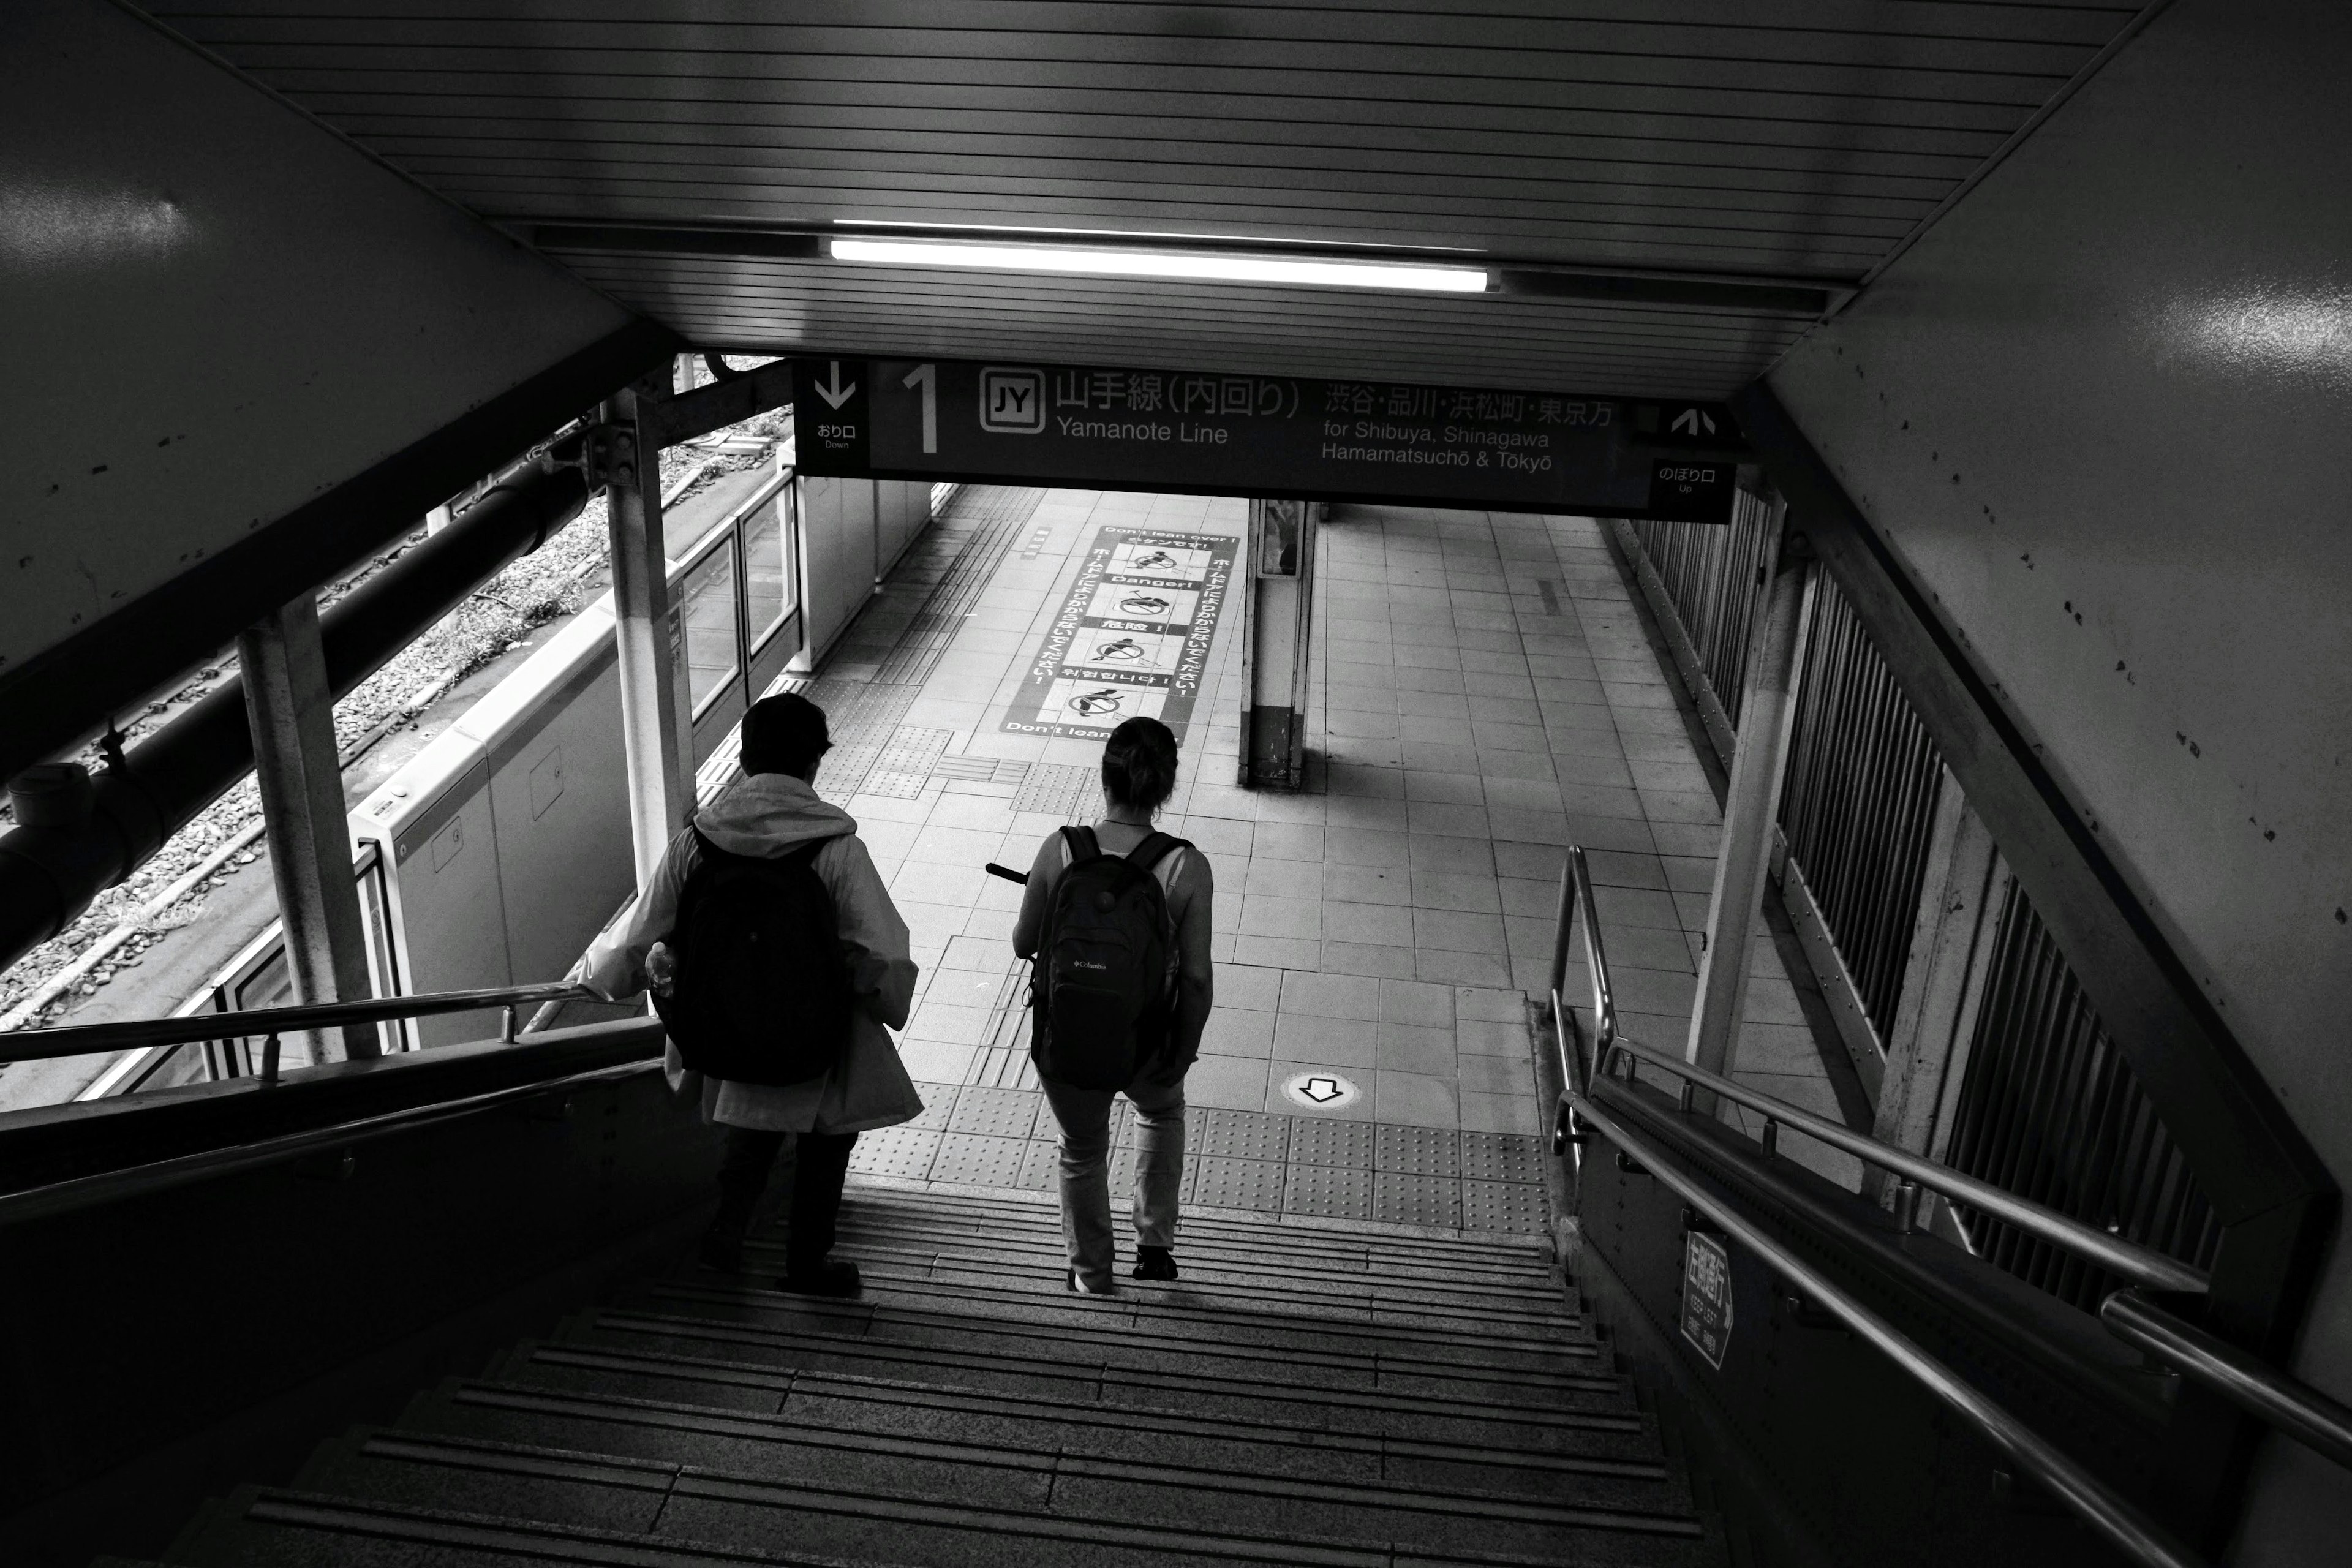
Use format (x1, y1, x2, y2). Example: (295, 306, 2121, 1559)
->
(238, 595, 377, 1063)
(604, 379, 694, 888)
(1684, 512, 1812, 1093)
(1238, 498, 1317, 790)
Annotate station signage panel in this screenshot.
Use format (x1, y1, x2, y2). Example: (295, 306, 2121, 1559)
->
(794, 355, 1741, 522)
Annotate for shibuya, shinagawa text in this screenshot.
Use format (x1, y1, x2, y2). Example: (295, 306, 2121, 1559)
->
(1321, 419, 1556, 473)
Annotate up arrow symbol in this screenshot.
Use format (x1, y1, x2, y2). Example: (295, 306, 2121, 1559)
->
(815, 361, 858, 409)
(1670, 407, 1716, 437)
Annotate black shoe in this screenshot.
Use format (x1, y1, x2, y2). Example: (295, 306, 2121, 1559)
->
(778, 1258, 862, 1297)
(1132, 1246, 1178, 1281)
(698, 1234, 744, 1275)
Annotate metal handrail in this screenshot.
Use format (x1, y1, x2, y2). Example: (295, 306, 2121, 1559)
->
(0, 1050, 662, 1228)
(1546, 846, 1616, 1117)
(1569, 1093, 2204, 1568)
(0, 982, 590, 1074)
(1593, 1034, 2210, 1295)
(2102, 1289, 2352, 1475)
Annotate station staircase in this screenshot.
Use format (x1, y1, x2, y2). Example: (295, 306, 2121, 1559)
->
(122, 1183, 1719, 1567)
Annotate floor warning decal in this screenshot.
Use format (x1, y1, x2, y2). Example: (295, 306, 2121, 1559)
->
(1001, 527, 1237, 742)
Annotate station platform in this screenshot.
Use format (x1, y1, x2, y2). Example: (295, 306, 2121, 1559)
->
(774, 486, 1857, 1213)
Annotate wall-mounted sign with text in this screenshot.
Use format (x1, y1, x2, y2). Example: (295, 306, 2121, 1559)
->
(793, 356, 1742, 522)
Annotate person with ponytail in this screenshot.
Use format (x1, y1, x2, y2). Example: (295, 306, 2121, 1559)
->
(1012, 717, 1216, 1292)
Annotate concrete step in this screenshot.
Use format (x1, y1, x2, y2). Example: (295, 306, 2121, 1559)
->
(285, 1427, 1708, 1566)
(717, 1260, 1594, 1362)
(803, 1227, 1575, 1334)
(530, 1310, 1642, 1450)
(489, 1341, 1661, 1461)
(569, 1296, 1630, 1417)
(162, 1484, 867, 1567)
(836, 1185, 1561, 1284)
(411, 1372, 1683, 1507)
(628, 1276, 1607, 1396)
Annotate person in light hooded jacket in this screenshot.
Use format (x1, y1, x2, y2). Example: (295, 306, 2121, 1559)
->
(578, 693, 921, 1297)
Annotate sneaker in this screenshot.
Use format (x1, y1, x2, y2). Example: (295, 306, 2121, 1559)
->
(1132, 1246, 1178, 1281)
(778, 1258, 862, 1297)
(698, 1234, 744, 1275)
(1066, 1267, 1116, 1296)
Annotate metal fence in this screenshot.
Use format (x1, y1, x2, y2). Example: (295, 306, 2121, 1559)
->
(1616, 508, 2215, 1319)
(1779, 573, 1945, 1036)
(1629, 487, 1778, 728)
(1942, 877, 2222, 1312)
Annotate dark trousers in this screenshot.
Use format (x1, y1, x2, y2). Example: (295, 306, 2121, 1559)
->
(709, 1126, 859, 1268)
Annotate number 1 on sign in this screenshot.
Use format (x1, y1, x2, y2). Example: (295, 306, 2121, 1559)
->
(903, 363, 937, 454)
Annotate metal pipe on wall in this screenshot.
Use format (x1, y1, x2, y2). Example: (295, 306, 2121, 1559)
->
(0, 454, 592, 977)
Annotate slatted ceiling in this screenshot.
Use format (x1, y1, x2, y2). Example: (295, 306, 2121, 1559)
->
(546, 255, 1809, 396)
(143, 0, 2145, 400)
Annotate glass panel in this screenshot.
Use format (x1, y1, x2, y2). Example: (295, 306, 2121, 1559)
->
(742, 494, 793, 646)
(1257, 499, 1303, 577)
(679, 542, 741, 712)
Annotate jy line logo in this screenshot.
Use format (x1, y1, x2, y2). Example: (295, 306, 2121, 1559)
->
(979, 367, 1046, 434)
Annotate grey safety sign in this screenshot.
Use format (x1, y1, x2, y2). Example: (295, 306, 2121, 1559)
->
(795, 356, 1740, 522)
(1681, 1229, 1733, 1371)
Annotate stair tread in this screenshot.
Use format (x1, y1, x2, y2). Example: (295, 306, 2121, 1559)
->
(571, 1304, 1630, 1414)
(292, 1427, 1706, 1567)
(491, 1343, 1659, 1456)
(519, 1324, 1645, 1452)
(148, 1185, 1713, 1568)
(633, 1278, 1600, 1381)
(801, 1235, 1573, 1322)
(837, 1189, 1558, 1273)
(164, 1485, 883, 1567)
(416, 1374, 1686, 1506)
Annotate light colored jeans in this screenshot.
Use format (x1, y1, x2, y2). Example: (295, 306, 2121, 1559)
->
(1040, 1072, 1186, 1291)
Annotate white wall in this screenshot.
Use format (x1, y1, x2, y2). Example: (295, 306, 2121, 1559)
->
(1766, 1, 2352, 1552)
(0, 0, 631, 679)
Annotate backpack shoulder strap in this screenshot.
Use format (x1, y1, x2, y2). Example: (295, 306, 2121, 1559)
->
(1127, 832, 1189, 873)
(1060, 824, 1101, 863)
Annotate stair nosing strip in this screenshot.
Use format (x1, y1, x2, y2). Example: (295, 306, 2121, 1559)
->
(575, 1314, 1634, 1425)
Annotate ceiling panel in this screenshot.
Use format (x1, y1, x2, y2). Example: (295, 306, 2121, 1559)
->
(141, 0, 2147, 399)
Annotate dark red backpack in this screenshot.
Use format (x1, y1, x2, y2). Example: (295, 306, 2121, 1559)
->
(1030, 827, 1187, 1090)
(654, 830, 856, 1086)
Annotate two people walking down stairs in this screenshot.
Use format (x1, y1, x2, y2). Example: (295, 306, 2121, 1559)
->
(1015, 717, 1216, 1294)
(579, 693, 922, 1298)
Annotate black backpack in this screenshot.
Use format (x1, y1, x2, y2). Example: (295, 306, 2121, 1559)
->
(653, 829, 856, 1087)
(1030, 827, 1188, 1090)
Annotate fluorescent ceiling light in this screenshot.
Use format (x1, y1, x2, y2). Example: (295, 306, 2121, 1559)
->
(827, 237, 1488, 294)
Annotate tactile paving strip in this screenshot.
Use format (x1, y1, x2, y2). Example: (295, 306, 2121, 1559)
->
(1191, 1155, 1284, 1212)
(1375, 1171, 1463, 1228)
(1288, 1117, 1378, 1170)
(1459, 1130, 1545, 1185)
(864, 727, 957, 799)
(862, 1085, 1551, 1234)
(1373, 1123, 1459, 1177)
(1014, 1140, 1058, 1194)
(1461, 1178, 1551, 1235)
(849, 1127, 941, 1181)
(905, 1085, 959, 1131)
(930, 1133, 1033, 1188)
(1284, 1163, 1374, 1221)
(1011, 763, 1102, 820)
(1194, 1107, 1289, 1163)
(948, 1085, 1042, 1140)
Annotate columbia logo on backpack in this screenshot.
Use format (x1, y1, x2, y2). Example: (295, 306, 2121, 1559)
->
(1031, 826, 1189, 1091)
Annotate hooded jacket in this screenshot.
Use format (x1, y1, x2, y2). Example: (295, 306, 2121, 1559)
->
(579, 773, 922, 1134)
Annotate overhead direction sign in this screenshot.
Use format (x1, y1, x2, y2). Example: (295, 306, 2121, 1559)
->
(794, 356, 1743, 522)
